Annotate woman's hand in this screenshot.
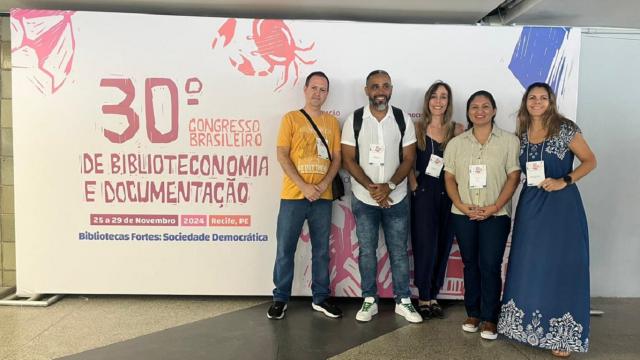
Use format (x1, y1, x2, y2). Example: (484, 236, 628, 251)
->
(474, 204, 500, 220)
(538, 178, 567, 192)
(457, 203, 481, 219)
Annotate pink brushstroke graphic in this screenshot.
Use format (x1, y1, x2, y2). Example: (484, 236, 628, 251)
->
(295, 197, 514, 299)
(212, 18, 316, 92)
(10, 9, 76, 95)
(297, 199, 400, 298)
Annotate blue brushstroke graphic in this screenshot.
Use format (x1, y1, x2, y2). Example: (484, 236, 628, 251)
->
(509, 27, 570, 94)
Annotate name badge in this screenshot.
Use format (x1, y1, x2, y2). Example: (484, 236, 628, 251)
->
(425, 154, 444, 178)
(526, 160, 545, 186)
(316, 137, 329, 160)
(369, 144, 385, 165)
(469, 164, 487, 189)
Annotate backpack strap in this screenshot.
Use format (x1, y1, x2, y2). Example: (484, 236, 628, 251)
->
(353, 107, 364, 165)
(391, 106, 406, 163)
(354, 106, 406, 165)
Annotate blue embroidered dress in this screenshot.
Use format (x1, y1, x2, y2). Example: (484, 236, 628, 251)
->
(498, 121, 590, 352)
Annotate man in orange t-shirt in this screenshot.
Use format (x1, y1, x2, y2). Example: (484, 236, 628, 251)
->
(267, 71, 343, 320)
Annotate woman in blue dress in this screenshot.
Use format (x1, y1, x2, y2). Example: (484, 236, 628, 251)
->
(409, 81, 464, 319)
(498, 82, 597, 357)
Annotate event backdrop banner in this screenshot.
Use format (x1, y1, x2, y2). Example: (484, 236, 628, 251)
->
(11, 9, 580, 296)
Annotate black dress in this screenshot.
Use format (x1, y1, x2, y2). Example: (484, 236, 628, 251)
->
(411, 135, 454, 300)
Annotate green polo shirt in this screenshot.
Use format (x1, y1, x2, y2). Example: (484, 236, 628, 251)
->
(443, 126, 520, 217)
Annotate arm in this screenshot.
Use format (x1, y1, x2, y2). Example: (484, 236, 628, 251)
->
(477, 170, 521, 219)
(317, 118, 343, 193)
(444, 171, 480, 218)
(454, 122, 465, 136)
(369, 143, 417, 203)
(408, 169, 418, 192)
(341, 143, 374, 189)
(277, 146, 322, 201)
(317, 149, 342, 193)
(408, 122, 420, 191)
(539, 133, 597, 192)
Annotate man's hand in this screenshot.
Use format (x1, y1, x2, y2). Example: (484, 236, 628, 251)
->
(301, 183, 322, 202)
(377, 196, 392, 209)
(368, 183, 392, 203)
(316, 179, 330, 194)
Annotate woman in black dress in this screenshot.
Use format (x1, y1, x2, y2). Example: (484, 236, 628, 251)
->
(409, 81, 463, 319)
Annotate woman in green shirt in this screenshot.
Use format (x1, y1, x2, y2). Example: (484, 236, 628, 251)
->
(443, 90, 520, 340)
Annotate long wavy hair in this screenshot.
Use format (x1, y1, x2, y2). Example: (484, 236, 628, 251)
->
(516, 82, 571, 139)
(415, 81, 455, 151)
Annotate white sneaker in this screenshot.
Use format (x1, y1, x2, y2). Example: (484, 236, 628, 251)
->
(355, 297, 378, 322)
(395, 298, 423, 323)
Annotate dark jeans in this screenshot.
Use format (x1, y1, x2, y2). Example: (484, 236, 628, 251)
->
(452, 214, 510, 323)
(352, 196, 411, 302)
(272, 199, 332, 304)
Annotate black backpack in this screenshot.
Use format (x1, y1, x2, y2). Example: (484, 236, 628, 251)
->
(353, 106, 406, 164)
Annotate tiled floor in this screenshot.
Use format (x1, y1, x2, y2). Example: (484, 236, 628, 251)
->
(0, 293, 638, 360)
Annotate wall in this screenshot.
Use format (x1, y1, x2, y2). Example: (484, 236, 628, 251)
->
(577, 30, 640, 297)
(0, 16, 15, 287)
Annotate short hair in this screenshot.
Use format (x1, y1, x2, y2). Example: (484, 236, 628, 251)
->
(305, 71, 329, 90)
(366, 70, 390, 85)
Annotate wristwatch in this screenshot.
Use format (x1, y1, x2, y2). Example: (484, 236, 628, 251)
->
(562, 175, 573, 184)
(387, 181, 397, 191)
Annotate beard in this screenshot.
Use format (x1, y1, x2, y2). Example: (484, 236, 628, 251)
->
(369, 95, 390, 111)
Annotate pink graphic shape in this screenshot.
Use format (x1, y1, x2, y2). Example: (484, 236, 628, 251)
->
(211, 18, 236, 49)
(90, 214, 178, 226)
(180, 215, 207, 227)
(10, 9, 76, 95)
(185, 77, 202, 107)
(326, 202, 395, 298)
(211, 18, 316, 92)
(294, 198, 502, 300)
(442, 242, 465, 297)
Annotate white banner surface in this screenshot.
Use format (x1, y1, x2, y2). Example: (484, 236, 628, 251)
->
(11, 9, 580, 296)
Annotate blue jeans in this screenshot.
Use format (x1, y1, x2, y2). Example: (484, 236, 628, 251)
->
(352, 195, 411, 302)
(272, 199, 332, 304)
(452, 214, 511, 323)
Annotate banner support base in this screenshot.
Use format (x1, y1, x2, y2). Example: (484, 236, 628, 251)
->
(0, 287, 64, 307)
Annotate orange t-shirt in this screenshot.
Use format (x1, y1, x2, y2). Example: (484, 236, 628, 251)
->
(277, 110, 341, 200)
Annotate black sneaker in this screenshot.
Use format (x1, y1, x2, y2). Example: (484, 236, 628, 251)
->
(430, 302, 444, 319)
(312, 300, 343, 318)
(418, 305, 433, 320)
(267, 301, 287, 320)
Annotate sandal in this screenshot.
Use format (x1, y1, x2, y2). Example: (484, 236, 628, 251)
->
(551, 350, 571, 358)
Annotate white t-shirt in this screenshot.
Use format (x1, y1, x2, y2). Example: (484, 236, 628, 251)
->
(341, 105, 416, 206)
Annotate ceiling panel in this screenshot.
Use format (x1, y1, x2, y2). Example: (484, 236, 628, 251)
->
(0, 0, 503, 23)
(496, 0, 640, 29)
(1, 0, 639, 29)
